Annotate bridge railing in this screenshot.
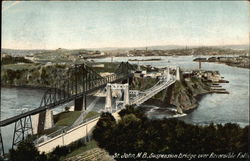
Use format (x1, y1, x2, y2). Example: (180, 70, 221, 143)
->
(129, 74, 176, 105)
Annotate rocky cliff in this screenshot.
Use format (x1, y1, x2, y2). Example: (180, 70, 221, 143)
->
(131, 76, 211, 112)
(169, 77, 210, 112)
(1, 63, 69, 87)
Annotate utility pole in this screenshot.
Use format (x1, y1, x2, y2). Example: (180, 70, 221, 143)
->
(137, 60, 141, 71)
(199, 59, 201, 70)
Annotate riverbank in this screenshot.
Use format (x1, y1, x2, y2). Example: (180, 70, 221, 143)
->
(193, 56, 250, 69)
(1, 84, 49, 90)
(128, 58, 162, 61)
(132, 70, 229, 115)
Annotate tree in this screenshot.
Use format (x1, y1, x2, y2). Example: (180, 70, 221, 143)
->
(93, 105, 249, 160)
(93, 112, 116, 150)
(9, 137, 47, 161)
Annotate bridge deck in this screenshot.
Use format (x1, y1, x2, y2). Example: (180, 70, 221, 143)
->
(130, 76, 176, 106)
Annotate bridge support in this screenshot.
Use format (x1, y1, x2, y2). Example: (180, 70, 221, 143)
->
(44, 109, 54, 130)
(84, 95, 87, 111)
(124, 84, 129, 106)
(163, 68, 171, 81)
(105, 83, 130, 112)
(12, 115, 33, 149)
(0, 131, 4, 156)
(38, 109, 54, 133)
(74, 96, 83, 111)
(105, 84, 112, 113)
(176, 67, 181, 81)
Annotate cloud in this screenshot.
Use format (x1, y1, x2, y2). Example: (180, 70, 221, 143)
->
(2, 1, 20, 12)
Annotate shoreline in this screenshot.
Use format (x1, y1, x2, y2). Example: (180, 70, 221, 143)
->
(143, 82, 228, 116)
(193, 56, 250, 69)
(210, 61, 250, 69)
(128, 58, 162, 62)
(184, 91, 212, 113)
(1, 84, 49, 90)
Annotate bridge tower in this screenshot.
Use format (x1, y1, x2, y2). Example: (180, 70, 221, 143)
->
(123, 84, 129, 105)
(163, 68, 171, 81)
(105, 83, 129, 113)
(176, 67, 181, 81)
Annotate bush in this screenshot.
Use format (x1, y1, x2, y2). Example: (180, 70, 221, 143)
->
(9, 137, 47, 161)
(47, 138, 86, 160)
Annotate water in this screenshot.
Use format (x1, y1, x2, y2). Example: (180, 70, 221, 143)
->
(1, 55, 249, 151)
(1, 88, 46, 152)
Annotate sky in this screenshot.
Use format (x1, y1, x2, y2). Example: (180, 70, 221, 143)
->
(2, 1, 249, 50)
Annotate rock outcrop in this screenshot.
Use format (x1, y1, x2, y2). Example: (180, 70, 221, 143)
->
(131, 76, 211, 113)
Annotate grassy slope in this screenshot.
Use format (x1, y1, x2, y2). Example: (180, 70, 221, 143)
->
(54, 111, 81, 127)
(38, 111, 81, 136)
(62, 140, 98, 159)
(83, 111, 100, 120)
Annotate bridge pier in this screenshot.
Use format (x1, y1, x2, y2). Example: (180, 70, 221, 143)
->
(38, 109, 54, 133)
(44, 109, 54, 130)
(74, 96, 83, 111)
(84, 95, 87, 111)
(74, 94, 88, 111)
(31, 114, 39, 134)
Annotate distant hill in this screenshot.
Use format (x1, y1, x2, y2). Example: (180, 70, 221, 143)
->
(90, 45, 187, 51)
(215, 44, 249, 50)
(1, 48, 52, 56)
(2, 44, 248, 56)
(90, 44, 249, 51)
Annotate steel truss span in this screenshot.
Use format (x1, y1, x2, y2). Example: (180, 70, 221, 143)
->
(0, 62, 135, 153)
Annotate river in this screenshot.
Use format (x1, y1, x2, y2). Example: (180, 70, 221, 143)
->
(1, 55, 249, 152)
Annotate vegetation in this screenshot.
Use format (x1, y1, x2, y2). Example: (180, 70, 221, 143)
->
(1, 55, 33, 65)
(36, 111, 81, 136)
(8, 136, 90, 161)
(93, 106, 249, 160)
(1, 63, 69, 87)
(63, 140, 98, 159)
(7, 106, 248, 161)
(38, 126, 62, 136)
(1, 61, 135, 87)
(54, 111, 81, 127)
(130, 77, 158, 91)
(83, 111, 100, 120)
(8, 137, 47, 161)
